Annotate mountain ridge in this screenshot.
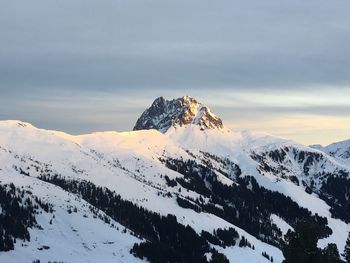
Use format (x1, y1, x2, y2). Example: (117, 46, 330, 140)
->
(0, 97, 349, 263)
(133, 96, 224, 132)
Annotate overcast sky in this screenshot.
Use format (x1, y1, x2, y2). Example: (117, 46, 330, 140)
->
(1, 0, 350, 145)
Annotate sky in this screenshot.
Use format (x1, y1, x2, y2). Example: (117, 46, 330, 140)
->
(0, 0, 350, 145)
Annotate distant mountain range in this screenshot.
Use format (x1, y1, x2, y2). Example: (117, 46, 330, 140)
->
(0, 96, 349, 263)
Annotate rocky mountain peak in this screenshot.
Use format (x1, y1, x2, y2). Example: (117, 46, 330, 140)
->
(133, 96, 224, 132)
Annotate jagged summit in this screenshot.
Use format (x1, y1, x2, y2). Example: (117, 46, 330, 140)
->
(133, 96, 224, 132)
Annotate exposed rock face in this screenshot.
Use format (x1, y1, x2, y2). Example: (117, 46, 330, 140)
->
(133, 96, 224, 132)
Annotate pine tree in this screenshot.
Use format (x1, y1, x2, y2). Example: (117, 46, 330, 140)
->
(239, 236, 246, 247)
(210, 250, 230, 263)
(282, 222, 321, 263)
(323, 243, 341, 263)
(283, 223, 342, 263)
(344, 232, 350, 263)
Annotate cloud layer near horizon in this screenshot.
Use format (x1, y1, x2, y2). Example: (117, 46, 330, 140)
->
(0, 0, 349, 145)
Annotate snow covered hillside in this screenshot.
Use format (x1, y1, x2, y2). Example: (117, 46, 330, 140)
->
(0, 96, 349, 263)
(314, 139, 350, 166)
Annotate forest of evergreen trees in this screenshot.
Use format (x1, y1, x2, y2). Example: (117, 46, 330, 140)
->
(251, 148, 350, 225)
(35, 171, 350, 263)
(0, 183, 51, 251)
(164, 158, 332, 247)
(38, 174, 230, 263)
(319, 175, 350, 223)
(282, 222, 344, 263)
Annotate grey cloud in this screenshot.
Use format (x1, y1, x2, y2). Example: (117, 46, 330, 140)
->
(0, 0, 350, 139)
(1, 0, 350, 93)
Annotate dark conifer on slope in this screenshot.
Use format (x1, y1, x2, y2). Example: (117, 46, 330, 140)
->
(0, 183, 52, 251)
(38, 174, 229, 263)
(344, 232, 350, 263)
(282, 222, 342, 263)
(163, 157, 332, 247)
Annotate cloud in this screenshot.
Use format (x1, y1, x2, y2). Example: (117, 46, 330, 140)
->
(0, 0, 349, 144)
(1, 0, 349, 92)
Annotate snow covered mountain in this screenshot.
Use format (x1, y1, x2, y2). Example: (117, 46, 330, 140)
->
(133, 96, 224, 132)
(0, 96, 349, 263)
(313, 140, 350, 166)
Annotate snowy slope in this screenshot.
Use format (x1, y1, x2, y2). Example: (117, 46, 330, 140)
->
(0, 96, 349, 262)
(0, 121, 284, 262)
(318, 139, 350, 166)
(0, 172, 142, 263)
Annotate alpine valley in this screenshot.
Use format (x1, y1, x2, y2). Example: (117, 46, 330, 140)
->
(0, 96, 350, 263)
